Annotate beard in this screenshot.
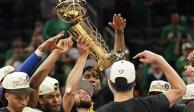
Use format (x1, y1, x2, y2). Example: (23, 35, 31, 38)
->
(75, 97, 92, 109)
(76, 101, 91, 109)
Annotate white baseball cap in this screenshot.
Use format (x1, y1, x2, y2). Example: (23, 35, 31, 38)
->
(2, 72, 34, 93)
(182, 84, 194, 100)
(22, 107, 42, 112)
(0, 66, 15, 81)
(109, 60, 136, 84)
(39, 77, 59, 95)
(182, 42, 193, 51)
(149, 80, 171, 93)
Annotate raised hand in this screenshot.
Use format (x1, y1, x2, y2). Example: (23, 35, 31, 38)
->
(187, 50, 194, 62)
(185, 65, 194, 82)
(133, 50, 162, 64)
(108, 14, 126, 32)
(76, 37, 93, 57)
(185, 65, 194, 76)
(55, 37, 73, 53)
(38, 31, 65, 52)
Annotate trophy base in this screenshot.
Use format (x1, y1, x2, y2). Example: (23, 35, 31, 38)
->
(94, 49, 129, 73)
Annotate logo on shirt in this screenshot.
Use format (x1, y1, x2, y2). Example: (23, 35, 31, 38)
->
(118, 69, 124, 75)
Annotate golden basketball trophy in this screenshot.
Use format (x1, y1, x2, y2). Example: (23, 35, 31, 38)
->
(56, 0, 128, 73)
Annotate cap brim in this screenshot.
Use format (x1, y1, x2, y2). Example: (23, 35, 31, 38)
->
(7, 87, 35, 94)
(79, 80, 94, 97)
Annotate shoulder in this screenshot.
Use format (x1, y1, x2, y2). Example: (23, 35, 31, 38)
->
(171, 104, 186, 112)
(163, 25, 172, 31)
(142, 93, 169, 102)
(0, 107, 9, 112)
(136, 94, 170, 111)
(176, 56, 184, 64)
(141, 94, 170, 107)
(177, 56, 184, 61)
(178, 25, 187, 30)
(96, 102, 114, 112)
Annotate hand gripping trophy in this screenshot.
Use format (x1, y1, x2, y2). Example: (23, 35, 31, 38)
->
(56, 0, 128, 73)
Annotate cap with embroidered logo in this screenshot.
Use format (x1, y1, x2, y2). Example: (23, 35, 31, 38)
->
(2, 72, 34, 93)
(39, 77, 59, 95)
(149, 80, 171, 93)
(109, 60, 136, 84)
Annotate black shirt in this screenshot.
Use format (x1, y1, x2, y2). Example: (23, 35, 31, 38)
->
(92, 86, 114, 110)
(96, 94, 170, 112)
(0, 107, 9, 112)
(170, 104, 186, 112)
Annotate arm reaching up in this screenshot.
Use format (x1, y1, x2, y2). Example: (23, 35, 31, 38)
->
(185, 50, 194, 82)
(28, 34, 73, 107)
(16, 31, 65, 76)
(134, 50, 186, 107)
(63, 37, 93, 112)
(109, 14, 126, 51)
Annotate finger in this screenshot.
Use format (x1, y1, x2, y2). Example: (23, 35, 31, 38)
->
(60, 39, 65, 46)
(84, 41, 92, 48)
(113, 14, 116, 20)
(77, 37, 84, 48)
(67, 40, 73, 48)
(54, 44, 63, 50)
(133, 52, 144, 59)
(108, 22, 115, 29)
(55, 31, 65, 40)
(80, 37, 86, 46)
(123, 19, 126, 25)
(108, 22, 113, 26)
(118, 13, 121, 18)
(77, 37, 81, 43)
(67, 36, 72, 40)
(113, 14, 117, 23)
(87, 43, 94, 48)
(139, 59, 147, 63)
(115, 14, 119, 21)
(120, 17, 123, 21)
(66, 37, 73, 43)
(83, 44, 91, 50)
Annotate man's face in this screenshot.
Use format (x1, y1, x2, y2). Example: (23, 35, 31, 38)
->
(74, 89, 92, 109)
(183, 49, 192, 59)
(39, 90, 61, 112)
(5, 92, 29, 112)
(171, 14, 180, 25)
(82, 69, 101, 94)
(151, 64, 162, 74)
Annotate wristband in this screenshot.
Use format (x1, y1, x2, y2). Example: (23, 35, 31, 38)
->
(35, 49, 44, 57)
(115, 30, 124, 35)
(65, 87, 72, 94)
